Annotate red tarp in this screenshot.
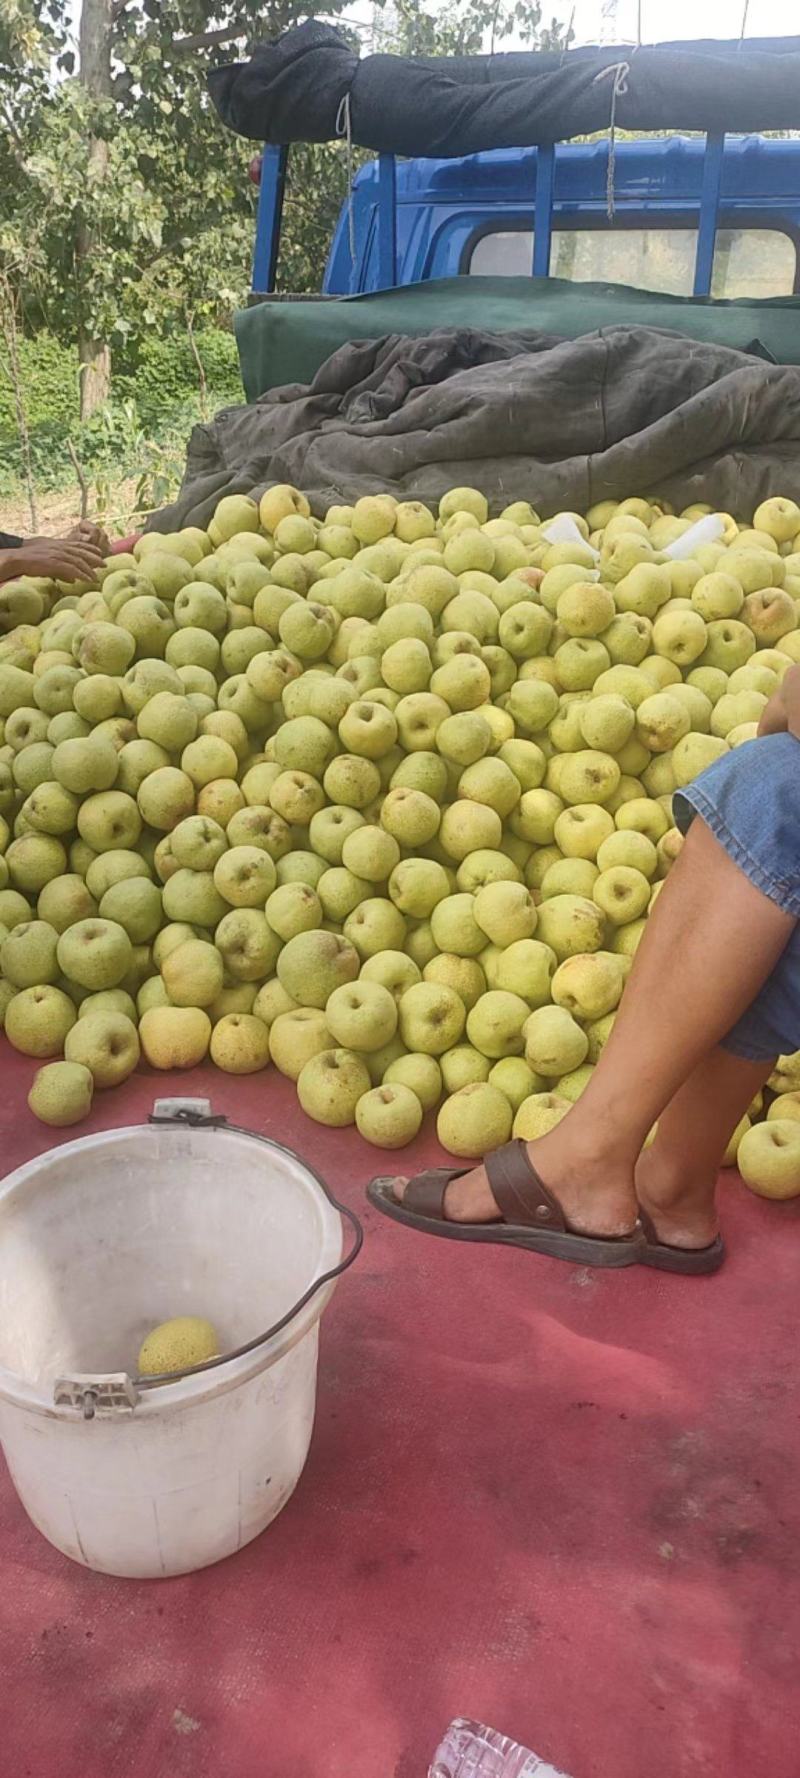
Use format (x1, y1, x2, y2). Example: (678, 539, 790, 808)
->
(0, 1040, 798, 1778)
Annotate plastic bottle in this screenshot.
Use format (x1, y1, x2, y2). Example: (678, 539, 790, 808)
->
(429, 1719, 571, 1778)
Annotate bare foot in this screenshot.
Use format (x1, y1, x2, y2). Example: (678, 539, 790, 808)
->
(635, 1146, 719, 1251)
(394, 1128, 639, 1237)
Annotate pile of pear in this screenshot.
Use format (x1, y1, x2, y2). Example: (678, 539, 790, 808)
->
(2, 482, 800, 1195)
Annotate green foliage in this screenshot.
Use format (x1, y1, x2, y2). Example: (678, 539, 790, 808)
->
(0, 325, 241, 441)
(115, 328, 242, 422)
(0, 326, 242, 508)
(0, 0, 569, 508)
(379, 1, 569, 55)
(2, 1, 568, 366)
(0, 332, 77, 435)
(0, 2, 358, 365)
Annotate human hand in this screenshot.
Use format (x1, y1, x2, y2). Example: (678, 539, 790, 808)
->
(0, 535, 104, 586)
(68, 520, 110, 555)
(758, 663, 800, 740)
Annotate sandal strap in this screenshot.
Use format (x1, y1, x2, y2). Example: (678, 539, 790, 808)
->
(404, 1166, 469, 1220)
(486, 1141, 568, 1231)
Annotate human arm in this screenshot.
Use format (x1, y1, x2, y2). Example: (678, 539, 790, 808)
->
(758, 663, 800, 741)
(0, 535, 106, 586)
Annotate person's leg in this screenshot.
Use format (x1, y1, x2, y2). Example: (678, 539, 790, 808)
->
(635, 1047, 774, 1249)
(398, 817, 796, 1233)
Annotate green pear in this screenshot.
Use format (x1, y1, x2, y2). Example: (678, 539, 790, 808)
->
(56, 918, 133, 990)
(691, 571, 744, 620)
(710, 692, 766, 740)
(1, 918, 60, 987)
(297, 1048, 373, 1127)
(737, 1120, 800, 1200)
(355, 1083, 423, 1148)
(699, 619, 756, 673)
(493, 938, 556, 1005)
(579, 695, 635, 753)
(593, 866, 651, 926)
(65, 1009, 140, 1087)
(28, 1060, 93, 1126)
(440, 1045, 491, 1091)
(7, 833, 67, 892)
(556, 750, 620, 806)
(466, 989, 530, 1058)
(552, 952, 624, 1020)
(635, 693, 691, 753)
(523, 1004, 588, 1076)
(259, 484, 310, 533)
(539, 858, 599, 901)
(554, 803, 615, 861)
(536, 894, 606, 959)
(38, 874, 97, 932)
(651, 609, 708, 666)
(602, 614, 653, 665)
(22, 781, 79, 837)
(73, 621, 135, 677)
(325, 980, 398, 1051)
(344, 897, 407, 959)
(473, 880, 537, 946)
(98, 878, 162, 943)
(510, 789, 564, 846)
(137, 692, 198, 753)
(52, 733, 119, 795)
(596, 830, 657, 878)
(742, 588, 797, 645)
(513, 1091, 570, 1140)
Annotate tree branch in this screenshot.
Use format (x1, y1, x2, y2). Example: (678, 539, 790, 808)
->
(170, 27, 246, 55)
(185, 308, 208, 418)
(0, 98, 28, 172)
(66, 438, 90, 520)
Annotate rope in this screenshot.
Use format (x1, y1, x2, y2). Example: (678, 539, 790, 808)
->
(335, 91, 357, 269)
(593, 59, 631, 220)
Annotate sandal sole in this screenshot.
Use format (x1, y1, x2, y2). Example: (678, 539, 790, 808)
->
(638, 1237, 725, 1275)
(368, 1178, 645, 1269)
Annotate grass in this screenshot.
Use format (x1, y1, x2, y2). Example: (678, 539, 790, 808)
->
(0, 396, 221, 542)
(0, 478, 141, 542)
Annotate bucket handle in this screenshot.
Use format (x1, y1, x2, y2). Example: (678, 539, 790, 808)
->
(131, 1105, 364, 1392)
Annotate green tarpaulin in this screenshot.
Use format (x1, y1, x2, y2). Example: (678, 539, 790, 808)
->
(235, 275, 800, 402)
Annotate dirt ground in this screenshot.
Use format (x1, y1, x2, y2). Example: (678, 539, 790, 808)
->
(0, 481, 138, 540)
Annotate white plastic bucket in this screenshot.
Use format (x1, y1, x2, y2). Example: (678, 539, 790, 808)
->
(0, 1100, 357, 1578)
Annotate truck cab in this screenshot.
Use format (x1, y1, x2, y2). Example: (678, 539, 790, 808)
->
(321, 137, 800, 301)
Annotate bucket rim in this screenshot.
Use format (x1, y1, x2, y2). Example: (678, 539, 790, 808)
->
(0, 1119, 345, 1420)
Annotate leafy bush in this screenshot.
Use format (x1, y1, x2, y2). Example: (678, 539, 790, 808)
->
(115, 328, 242, 425)
(0, 325, 244, 502)
(0, 333, 79, 436)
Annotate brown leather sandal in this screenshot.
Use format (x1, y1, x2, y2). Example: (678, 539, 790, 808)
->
(367, 1139, 645, 1268)
(638, 1208, 725, 1275)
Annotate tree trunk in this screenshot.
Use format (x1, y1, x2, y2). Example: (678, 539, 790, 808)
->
(0, 273, 38, 531)
(77, 0, 113, 419)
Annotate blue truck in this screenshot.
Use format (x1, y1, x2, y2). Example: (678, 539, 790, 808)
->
(252, 135, 800, 304)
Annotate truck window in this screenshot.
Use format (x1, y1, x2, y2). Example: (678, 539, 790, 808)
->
(468, 227, 797, 299)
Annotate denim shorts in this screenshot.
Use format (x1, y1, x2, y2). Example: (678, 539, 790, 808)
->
(674, 733, 800, 1063)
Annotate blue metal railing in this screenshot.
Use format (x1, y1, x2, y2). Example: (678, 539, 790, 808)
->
(378, 153, 398, 288)
(252, 143, 289, 295)
(532, 143, 555, 278)
(693, 132, 725, 297)
(251, 132, 728, 300)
